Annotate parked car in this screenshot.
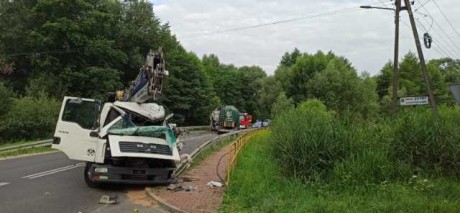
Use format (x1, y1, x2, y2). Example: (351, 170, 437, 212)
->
(261, 119, 270, 127)
(252, 120, 262, 128)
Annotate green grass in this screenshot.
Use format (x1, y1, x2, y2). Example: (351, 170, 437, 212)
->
(0, 146, 54, 158)
(221, 131, 460, 213)
(191, 134, 239, 167)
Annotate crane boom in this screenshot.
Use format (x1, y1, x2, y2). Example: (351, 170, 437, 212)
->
(119, 48, 168, 103)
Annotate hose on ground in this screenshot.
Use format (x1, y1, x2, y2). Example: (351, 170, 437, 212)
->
(216, 152, 230, 186)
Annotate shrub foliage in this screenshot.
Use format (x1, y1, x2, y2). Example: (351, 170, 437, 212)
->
(0, 92, 61, 143)
(270, 100, 460, 184)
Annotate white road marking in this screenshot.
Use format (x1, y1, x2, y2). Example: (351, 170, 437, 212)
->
(22, 163, 85, 179)
(0, 182, 10, 187)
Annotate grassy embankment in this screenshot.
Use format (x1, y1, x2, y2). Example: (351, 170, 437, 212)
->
(222, 131, 460, 212)
(222, 100, 460, 212)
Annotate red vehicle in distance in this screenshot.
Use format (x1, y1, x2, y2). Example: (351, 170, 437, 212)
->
(239, 113, 253, 129)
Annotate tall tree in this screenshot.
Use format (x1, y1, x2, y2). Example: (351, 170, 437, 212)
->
(282, 51, 336, 104)
(271, 92, 294, 119)
(307, 58, 378, 117)
(376, 52, 450, 108)
(0, 0, 38, 91)
(257, 76, 282, 119)
(238, 65, 266, 116)
(279, 48, 301, 68)
(161, 48, 220, 125)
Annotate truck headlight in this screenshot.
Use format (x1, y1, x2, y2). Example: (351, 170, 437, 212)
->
(95, 167, 108, 173)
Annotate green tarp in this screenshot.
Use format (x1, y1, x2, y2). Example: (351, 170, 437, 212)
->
(108, 117, 176, 149)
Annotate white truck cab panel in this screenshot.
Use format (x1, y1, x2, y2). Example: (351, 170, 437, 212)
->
(108, 135, 180, 162)
(53, 97, 101, 162)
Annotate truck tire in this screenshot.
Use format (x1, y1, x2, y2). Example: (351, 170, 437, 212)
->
(84, 162, 99, 188)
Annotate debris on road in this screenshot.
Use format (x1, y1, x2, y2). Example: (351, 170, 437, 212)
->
(167, 183, 185, 192)
(99, 195, 119, 204)
(175, 178, 184, 184)
(167, 183, 196, 192)
(182, 175, 199, 182)
(167, 184, 179, 190)
(207, 181, 223, 188)
(184, 185, 194, 192)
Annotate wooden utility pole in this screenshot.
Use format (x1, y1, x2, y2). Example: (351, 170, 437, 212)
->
(403, 0, 437, 112)
(391, 0, 401, 114)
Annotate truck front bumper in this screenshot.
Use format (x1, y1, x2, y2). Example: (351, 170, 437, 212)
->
(89, 163, 175, 185)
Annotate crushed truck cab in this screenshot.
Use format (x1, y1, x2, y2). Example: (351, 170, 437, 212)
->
(53, 96, 180, 187)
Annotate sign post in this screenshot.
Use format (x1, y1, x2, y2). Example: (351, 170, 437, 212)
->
(400, 96, 429, 106)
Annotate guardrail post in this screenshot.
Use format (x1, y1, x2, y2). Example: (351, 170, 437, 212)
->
(225, 129, 266, 186)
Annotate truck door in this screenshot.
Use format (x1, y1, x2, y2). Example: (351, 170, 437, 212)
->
(53, 97, 100, 162)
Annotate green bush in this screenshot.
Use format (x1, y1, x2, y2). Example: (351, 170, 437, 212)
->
(270, 100, 339, 180)
(0, 92, 61, 143)
(391, 107, 460, 177)
(270, 99, 460, 185)
(223, 131, 460, 212)
(271, 99, 391, 182)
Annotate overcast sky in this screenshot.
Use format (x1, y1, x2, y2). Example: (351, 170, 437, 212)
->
(152, 0, 460, 76)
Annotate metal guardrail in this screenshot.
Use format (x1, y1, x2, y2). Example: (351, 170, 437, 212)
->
(173, 129, 251, 177)
(226, 128, 267, 185)
(179, 125, 209, 133)
(0, 139, 53, 153)
(0, 126, 209, 154)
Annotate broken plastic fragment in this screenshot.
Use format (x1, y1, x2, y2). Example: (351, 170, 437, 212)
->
(207, 181, 223, 188)
(185, 185, 193, 192)
(99, 195, 119, 204)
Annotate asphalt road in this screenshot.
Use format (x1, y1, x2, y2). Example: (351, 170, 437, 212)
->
(0, 131, 217, 213)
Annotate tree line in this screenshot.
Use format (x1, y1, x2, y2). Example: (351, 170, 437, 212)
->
(267, 48, 459, 119)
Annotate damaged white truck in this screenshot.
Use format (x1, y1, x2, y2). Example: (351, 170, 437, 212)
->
(52, 49, 181, 187)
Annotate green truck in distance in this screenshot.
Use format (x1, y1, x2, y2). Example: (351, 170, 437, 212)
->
(210, 105, 240, 133)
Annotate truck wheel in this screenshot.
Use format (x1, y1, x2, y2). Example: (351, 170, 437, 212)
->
(84, 162, 99, 188)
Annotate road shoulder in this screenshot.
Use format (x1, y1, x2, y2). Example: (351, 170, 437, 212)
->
(147, 144, 229, 213)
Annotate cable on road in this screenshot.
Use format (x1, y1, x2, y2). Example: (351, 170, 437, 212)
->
(216, 151, 229, 186)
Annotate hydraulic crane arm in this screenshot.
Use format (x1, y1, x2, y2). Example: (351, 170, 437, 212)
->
(119, 48, 168, 103)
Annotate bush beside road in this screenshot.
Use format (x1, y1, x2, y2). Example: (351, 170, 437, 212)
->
(222, 130, 460, 212)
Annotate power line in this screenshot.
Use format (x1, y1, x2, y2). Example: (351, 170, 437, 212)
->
(417, 19, 458, 57)
(415, 11, 434, 31)
(416, 17, 460, 58)
(417, 14, 460, 57)
(1, 0, 397, 56)
(376, 0, 394, 7)
(432, 0, 460, 39)
(182, 8, 359, 39)
(416, 3, 460, 56)
(414, 0, 433, 12)
(402, 18, 452, 61)
(181, 0, 393, 40)
(401, 7, 455, 57)
(414, 19, 453, 57)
